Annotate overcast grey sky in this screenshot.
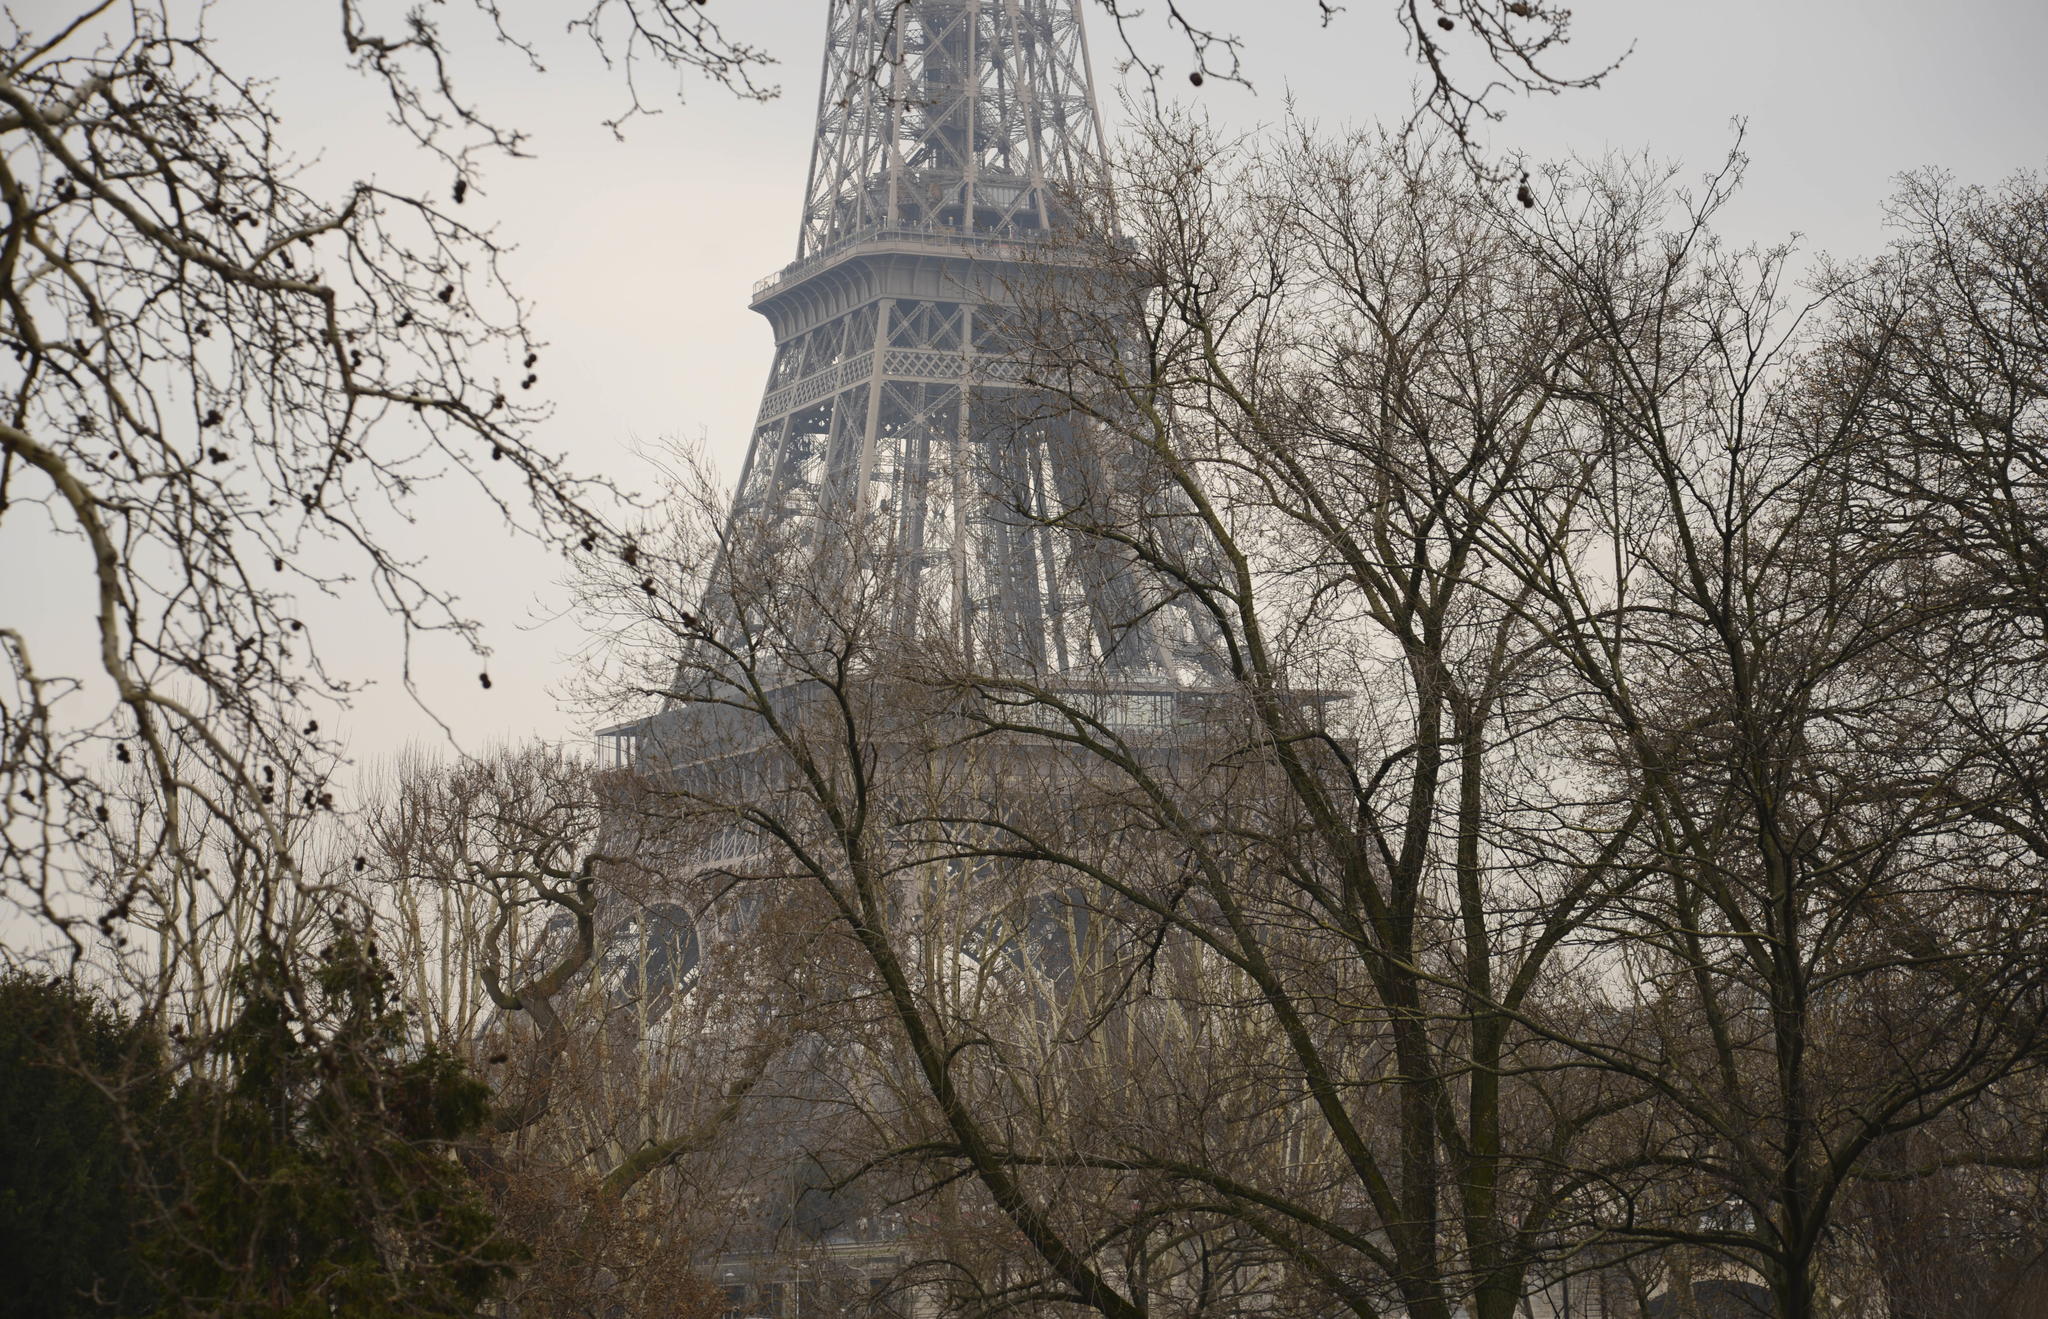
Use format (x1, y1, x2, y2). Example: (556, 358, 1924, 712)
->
(9, 0, 2048, 769)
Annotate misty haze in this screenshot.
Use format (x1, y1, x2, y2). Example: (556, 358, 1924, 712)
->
(3, 4, 2047, 1318)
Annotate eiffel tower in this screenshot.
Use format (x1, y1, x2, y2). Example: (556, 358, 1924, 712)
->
(589, 8, 1222, 1296)
(719, 0, 1178, 680)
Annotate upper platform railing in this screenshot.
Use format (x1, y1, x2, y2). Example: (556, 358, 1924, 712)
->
(751, 219, 1065, 301)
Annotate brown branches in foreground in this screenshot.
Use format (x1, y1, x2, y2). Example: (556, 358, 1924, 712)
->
(572, 127, 2048, 1319)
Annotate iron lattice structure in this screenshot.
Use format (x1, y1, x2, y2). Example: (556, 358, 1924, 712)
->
(797, 0, 1109, 256)
(725, 0, 1188, 679)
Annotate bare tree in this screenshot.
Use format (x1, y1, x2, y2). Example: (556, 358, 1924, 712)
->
(0, 0, 778, 972)
(1804, 164, 2048, 1319)
(344, 743, 797, 1317)
(1484, 148, 2048, 1318)
(947, 119, 1661, 1319)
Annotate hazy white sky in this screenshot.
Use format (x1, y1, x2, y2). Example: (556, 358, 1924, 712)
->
(9, 0, 2048, 770)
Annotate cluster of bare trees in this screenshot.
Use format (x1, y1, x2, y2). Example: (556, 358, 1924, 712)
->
(0, 3, 776, 1312)
(510, 124, 2048, 1319)
(9, 5, 2043, 1319)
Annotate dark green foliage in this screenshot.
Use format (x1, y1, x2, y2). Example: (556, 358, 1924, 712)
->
(0, 971, 165, 1317)
(148, 930, 522, 1317)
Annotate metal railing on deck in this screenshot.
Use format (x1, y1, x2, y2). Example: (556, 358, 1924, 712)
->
(752, 220, 1055, 299)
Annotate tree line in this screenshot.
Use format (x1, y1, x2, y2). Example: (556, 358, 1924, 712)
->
(547, 122, 2048, 1319)
(4, 4, 2044, 1319)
